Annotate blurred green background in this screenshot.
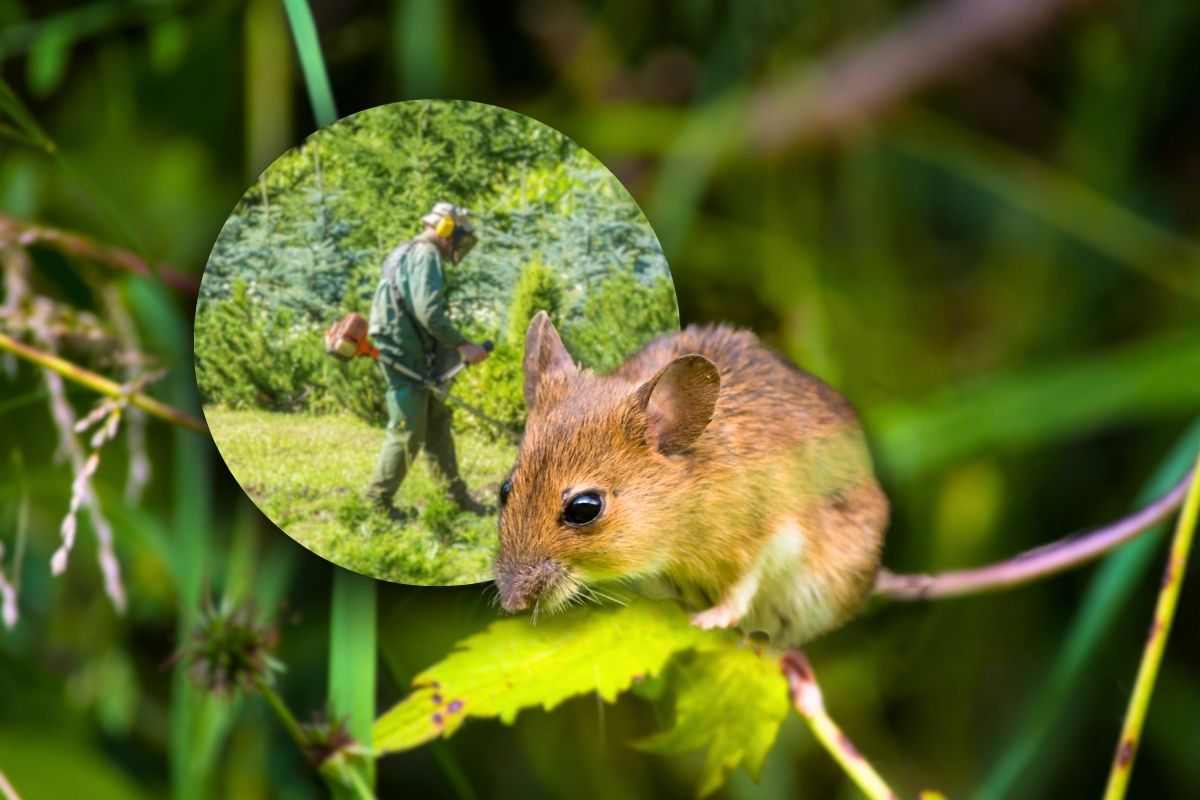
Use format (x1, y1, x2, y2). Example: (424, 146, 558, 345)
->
(1, 0, 1199, 798)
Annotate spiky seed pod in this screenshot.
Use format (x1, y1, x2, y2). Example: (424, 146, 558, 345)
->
(173, 598, 282, 696)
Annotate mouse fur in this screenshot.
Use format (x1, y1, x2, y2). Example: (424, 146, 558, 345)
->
(493, 311, 888, 646)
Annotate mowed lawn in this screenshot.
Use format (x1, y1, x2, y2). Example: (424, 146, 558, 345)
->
(205, 406, 516, 585)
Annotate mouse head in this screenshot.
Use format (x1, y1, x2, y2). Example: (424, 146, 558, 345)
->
(493, 312, 720, 615)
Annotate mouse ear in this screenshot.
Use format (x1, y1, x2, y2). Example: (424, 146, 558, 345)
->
(632, 354, 720, 455)
(523, 311, 577, 411)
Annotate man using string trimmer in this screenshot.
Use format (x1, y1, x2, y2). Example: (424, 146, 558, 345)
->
(325, 201, 492, 521)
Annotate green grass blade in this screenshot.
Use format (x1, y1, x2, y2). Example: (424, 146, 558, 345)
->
(279, 2, 377, 786)
(281, 0, 337, 127)
(870, 329, 1200, 481)
(0, 74, 54, 151)
(889, 114, 1200, 299)
(329, 572, 377, 766)
(979, 418, 1200, 799)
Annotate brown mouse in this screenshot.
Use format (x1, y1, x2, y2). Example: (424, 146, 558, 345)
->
(493, 311, 888, 646)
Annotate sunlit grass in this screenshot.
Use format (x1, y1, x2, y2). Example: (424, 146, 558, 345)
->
(205, 406, 514, 586)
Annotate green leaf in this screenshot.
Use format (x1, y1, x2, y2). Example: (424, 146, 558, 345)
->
(373, 599, 719, 754)
(635, 646, 790, 798)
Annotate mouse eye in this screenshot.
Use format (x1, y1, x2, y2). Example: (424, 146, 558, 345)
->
(499, 478, 512, 506)
(562, 491, 604, 527)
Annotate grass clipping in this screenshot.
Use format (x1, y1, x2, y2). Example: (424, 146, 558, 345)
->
(374, 599, 789, 797)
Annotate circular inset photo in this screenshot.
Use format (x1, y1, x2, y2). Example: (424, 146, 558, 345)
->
(195, 100, 678, 586)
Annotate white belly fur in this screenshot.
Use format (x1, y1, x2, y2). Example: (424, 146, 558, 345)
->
(630, 518, 838, 646)
(740, 518, 837, 646)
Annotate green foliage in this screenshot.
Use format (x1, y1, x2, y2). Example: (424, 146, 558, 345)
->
(565, 266, 680, 372)
(193, 280, 328, 412)
(195, 101, 676, 425)
(505, 259, 565, 345)
(374, 599, 789, 797)
(201, 163, 364, 320)
(448, 260, 680, 442)
(447, 342, 526, 438)
(636, 647, 790, 797)
(374, 599, 703, 747)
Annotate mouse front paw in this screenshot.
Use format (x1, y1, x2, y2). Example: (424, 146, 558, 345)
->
(691, 605, 742, 631)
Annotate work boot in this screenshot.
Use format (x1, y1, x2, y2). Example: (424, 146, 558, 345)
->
(448, 482, 491, 516)
(370, 498, 412, 523)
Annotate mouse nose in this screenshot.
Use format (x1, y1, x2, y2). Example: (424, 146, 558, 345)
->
(499, 591, 529, 613)
(493, 561, 526, 613)
(494, 557, 562, 614)
(495, 566, 538, 613)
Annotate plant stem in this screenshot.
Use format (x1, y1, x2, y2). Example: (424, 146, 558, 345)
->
(781, 650, 900, 800)
(875, 467, 1194, 600)
(1102, 456, 1200, 800)
(0, 214, 197, 293)
(257, 681, 310, 754)
(318, 749, 378, 800)
(0, 332, 206, 434)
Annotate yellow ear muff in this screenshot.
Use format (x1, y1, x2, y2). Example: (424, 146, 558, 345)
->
(434, 215, 456, 238)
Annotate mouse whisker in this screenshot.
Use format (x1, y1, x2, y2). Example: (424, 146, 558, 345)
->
(481, 583, 500, 608)
(585, 585, 627, 607)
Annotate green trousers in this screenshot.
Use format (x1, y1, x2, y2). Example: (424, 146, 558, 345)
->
(365, 362, 466, 506)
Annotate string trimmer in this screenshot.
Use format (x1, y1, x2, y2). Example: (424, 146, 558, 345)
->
(324, 312, 519, 442)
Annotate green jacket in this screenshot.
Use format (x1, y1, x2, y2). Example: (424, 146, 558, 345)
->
(368, 238, 468, 378)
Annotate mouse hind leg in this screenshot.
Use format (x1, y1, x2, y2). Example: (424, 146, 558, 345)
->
(689, 516, 807, 632)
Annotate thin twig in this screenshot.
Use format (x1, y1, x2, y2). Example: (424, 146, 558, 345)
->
(875, 468, 1195, 601)
(0, 332, 206, 434)
(0, 214, 198, 294)
(781, 650, 900, 800)
(1102, 456, 1200, 799)
(749, 0, 1087, 151)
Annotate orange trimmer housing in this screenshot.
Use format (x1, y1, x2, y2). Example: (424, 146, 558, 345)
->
(324, 312, 379, 361)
